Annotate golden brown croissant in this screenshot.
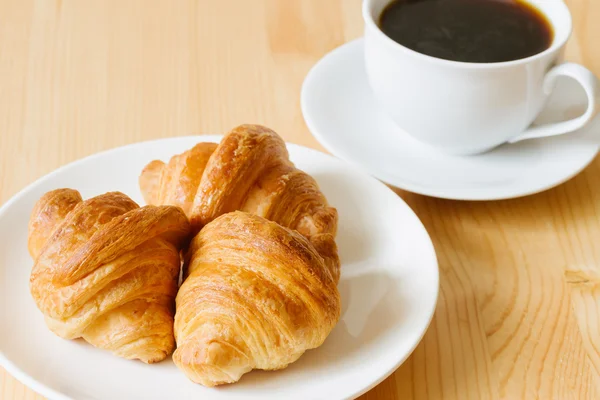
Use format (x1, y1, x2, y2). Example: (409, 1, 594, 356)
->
(139, 124, 340, 282)
(28, 189, 191, 363)
(173, 211, 340, 386)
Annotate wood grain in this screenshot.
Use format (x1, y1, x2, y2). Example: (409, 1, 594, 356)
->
(1, 0, 599, 399)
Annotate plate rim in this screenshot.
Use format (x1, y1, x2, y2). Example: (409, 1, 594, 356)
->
(300, 38, 600, 201)
(0, 135, 439, 400)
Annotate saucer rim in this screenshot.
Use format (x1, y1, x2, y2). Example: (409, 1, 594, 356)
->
(301, 38, 599, 201)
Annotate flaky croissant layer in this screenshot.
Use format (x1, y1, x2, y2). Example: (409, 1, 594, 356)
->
(28, 189, 191, 363)
(173, 211, 341, 387)
(140, 124, 340, 283)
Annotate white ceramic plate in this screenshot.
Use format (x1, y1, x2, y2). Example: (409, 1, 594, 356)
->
(0, 136, 439, 400)
(301, 39, 600, 201)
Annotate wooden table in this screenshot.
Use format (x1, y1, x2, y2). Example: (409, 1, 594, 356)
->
(1, 1, 599, 399)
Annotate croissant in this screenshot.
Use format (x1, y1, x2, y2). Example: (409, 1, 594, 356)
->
(139, 124, 340, 282)
(173, 211, 340, 386)
(28, 189, 191, 363)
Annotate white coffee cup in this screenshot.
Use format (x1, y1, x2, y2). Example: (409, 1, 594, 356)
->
(363, 0, 599, 155)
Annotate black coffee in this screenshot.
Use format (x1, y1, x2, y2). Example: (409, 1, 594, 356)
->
(379, 0, 553, 63)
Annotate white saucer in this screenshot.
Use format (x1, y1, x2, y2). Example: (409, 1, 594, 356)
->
(0, 136, 438, 400)
(301, 39, 600, 200)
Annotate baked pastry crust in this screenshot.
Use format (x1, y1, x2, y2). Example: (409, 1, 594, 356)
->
(173, 211, 340, 386)
(28, 189, 191, 363)
(140, 124, 340, 282)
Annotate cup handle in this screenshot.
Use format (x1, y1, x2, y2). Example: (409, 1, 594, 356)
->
(508, 62, 599, 143)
